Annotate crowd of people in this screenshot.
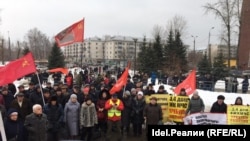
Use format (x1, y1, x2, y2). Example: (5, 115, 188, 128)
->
(0, 67, 249, 141)
(0, 68, 164, 141)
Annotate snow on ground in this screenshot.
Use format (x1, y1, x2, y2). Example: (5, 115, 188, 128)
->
(151, 78, 250, 112)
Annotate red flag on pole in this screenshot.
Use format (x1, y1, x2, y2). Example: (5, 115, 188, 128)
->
(55, 19, 84, 47)
(0, 52, 36, 86)
(109, 62, 131, 95)
(48, 68, 69, 75)
(174, 70, 196, 95)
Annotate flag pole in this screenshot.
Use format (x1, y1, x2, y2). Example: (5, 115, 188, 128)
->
(80, 17, 85, 68)
(0, 111, 6, 141)
(36, 72, 46, 106)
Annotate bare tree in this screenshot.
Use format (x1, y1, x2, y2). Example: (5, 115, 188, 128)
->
(165, 14, 188, 38)
(204, 0, 242, 68)
(152, 25, 164, 39)
(24, 28, 52, 60)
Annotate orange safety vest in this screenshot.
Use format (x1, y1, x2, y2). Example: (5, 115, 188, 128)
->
(107, 99, 121, 117)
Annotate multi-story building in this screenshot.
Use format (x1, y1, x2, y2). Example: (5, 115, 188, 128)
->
(62, 35, 144, 67)
(209, 44, 237, 67)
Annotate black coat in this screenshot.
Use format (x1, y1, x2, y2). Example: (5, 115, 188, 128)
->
(10, 98, 32, 122)
(4, 119, 26, 141)
(121, 96, 133, 126)
(131, 98, 146, 124)
(24, 113, 48, 141)
(210, 102, 227, 113)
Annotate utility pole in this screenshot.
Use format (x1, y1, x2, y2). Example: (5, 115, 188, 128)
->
(8, 31, 11, 61)
(191, 35, 198, 68)
(208, 27, 214, 67)
(133, 38, 138, 75)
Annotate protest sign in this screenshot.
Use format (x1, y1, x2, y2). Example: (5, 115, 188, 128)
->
(227, 105, 250, 125)
(183, 112, 227, 125)
(168, 95, 189, 122)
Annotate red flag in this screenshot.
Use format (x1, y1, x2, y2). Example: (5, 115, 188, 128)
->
(0, 52, 36, 86)
(174, 70, 196, 95)
(55, 19, 84, 47)
(109, 62, 131, 95)
(48, 68, 68, 75)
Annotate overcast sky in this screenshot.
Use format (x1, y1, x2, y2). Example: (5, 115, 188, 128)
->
(0, 0, 232, 49)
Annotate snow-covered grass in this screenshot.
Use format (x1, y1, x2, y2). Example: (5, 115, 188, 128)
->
(151, 78, 250, 112)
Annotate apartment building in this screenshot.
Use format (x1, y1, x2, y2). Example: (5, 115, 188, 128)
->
(63, 35, 144, 67)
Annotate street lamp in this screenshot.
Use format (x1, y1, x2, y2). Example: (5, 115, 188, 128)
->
(208, 27, 215, 66)
(133, 38, 138, 75)
(191, 35, 198, 68)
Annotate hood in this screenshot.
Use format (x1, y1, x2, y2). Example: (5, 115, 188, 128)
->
(7, 108, 18, 117)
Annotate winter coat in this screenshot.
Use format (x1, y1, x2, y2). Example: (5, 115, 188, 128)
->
(131, 97, 146, 125)
(2, 93, 14, 111)
(29, 92, 44, 107)
(96, 98, 108, 121)
(0, 94, 5, 105)
(121, 96, 133, 126)
(80, 102, 98, 127)
(210, 101, 227, 113)
(24, 113, 48, 141)
(4, 109, 26, 141)
(143, 103, 162, 125)
(10, 98, 32, 122)
(43, 103, 64, 133)
(242, 78, 249, 93)
(186, 96, 205, 115)
(64, 100, 80, 136)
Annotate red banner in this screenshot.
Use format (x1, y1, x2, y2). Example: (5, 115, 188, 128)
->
(55, 19, 84, 47)
(109, 62, 131, 95)
(174, 70, 196, 95)
(48, 68, 68, 75)
(0, 52, 36, 86)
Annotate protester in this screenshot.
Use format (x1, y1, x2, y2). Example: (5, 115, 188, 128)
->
(64, 94, 80, 140)
(121, 90, 132, 136)
(96, 90, 109, 136)
(4, 108, 26, 141)
(186, 90, 205, 115)
(143, 96, 162, 136)
(105, 94, 124, 141)
(43, 96, 64, 141)
(24, 104, 48, 141)
(80, 97, 98, 141)
(131, 91, 145, 137)
(10, 92, 32, 122)
(210, 95, 227, 113)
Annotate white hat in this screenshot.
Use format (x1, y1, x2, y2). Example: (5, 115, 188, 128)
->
(138, 91, 143, 96)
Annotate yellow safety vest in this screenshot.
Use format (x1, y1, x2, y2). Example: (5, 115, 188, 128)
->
(107, 99, 121, 117)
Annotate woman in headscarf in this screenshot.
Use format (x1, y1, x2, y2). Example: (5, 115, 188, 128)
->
(64, 94, 80, 140)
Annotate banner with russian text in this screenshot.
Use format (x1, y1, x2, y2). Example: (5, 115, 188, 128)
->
(168, 95, 189, 122)
(145, 94, 169, 123)
(227, 105, 250, 125)
(183, 113, 227, 125)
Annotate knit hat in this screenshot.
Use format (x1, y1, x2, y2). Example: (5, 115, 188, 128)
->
(70, 94, 77, 99)
(138, 91, 144, 96)
(7, 108, 18, 117)
(124, 90, 130, 96)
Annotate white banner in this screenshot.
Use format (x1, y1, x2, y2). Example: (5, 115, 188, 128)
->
(183, 112, 227, 125)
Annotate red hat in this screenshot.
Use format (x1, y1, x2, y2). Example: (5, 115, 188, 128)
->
(83, 87, 90, 93)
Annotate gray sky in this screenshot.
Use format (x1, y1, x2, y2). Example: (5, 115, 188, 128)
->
(0, 0, 228, 49)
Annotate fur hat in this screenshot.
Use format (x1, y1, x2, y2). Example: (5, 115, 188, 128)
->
(217, 95, 225, 100)
(50, 95, 57, 101)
